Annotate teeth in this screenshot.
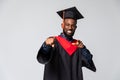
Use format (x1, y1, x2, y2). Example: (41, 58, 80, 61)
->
(67, 31, 72, 33)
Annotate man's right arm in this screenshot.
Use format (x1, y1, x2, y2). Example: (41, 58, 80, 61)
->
(37, 37, 55, 64)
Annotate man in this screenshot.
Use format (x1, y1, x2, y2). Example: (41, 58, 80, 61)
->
(37, 6, 96, 80)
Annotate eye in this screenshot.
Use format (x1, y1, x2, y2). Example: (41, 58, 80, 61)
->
(65, 23, 69, 26)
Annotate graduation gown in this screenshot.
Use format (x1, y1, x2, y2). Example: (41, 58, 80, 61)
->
(37, 35, 96, 80)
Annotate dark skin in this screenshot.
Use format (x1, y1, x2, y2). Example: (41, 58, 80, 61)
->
(62, 18, 77, 38)
(45, 18, 84, 48)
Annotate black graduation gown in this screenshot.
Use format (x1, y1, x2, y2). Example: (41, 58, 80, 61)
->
(37, 37, 96, 80)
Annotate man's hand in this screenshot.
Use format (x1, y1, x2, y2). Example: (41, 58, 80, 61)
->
(45, 37, 55, 48)
(72, 40, 84, 48)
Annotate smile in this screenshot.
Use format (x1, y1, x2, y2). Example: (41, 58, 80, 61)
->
(67, 30, 72, 34)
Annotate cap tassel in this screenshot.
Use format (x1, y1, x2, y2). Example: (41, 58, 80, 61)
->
(62, 11, 65, 26)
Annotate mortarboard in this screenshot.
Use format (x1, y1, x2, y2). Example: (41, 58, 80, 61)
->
(57, 6, 84, 20)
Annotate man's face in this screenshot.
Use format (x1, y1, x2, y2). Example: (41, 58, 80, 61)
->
(62, 18, 77, 38)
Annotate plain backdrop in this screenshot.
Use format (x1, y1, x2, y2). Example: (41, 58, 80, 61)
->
(0, 0, 120, 80)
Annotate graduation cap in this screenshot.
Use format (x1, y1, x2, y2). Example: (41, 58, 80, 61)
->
(57, 6, 84, 20)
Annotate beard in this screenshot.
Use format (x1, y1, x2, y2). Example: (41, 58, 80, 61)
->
(63, 29, 75, 38)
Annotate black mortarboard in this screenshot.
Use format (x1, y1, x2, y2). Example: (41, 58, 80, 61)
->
(57, 6, 84, 20)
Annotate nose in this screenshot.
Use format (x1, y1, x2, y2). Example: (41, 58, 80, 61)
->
(68, 25, 73, 29)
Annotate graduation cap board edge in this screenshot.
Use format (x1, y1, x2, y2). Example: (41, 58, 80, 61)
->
(57, 6, 84, 20)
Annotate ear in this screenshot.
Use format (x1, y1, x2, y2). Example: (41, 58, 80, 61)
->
(61, 23, 64, 29)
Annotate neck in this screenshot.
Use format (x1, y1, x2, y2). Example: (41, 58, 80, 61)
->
(60, 33, 73, 42)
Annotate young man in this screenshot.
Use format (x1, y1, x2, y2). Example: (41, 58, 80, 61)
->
(37, 6, 96, 80)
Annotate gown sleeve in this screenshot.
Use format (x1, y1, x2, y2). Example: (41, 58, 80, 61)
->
(37, 42, 53, 64)
(81, 46, 96, 72)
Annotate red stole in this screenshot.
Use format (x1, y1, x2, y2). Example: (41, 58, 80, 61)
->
(55, 36, 78, 56)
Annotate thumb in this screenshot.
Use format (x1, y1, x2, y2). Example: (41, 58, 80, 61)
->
(51, 44, 55, 48)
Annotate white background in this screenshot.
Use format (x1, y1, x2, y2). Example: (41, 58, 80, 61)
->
(0, 0, 120, 80)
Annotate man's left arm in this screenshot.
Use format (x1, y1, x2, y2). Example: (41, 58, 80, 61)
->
(72, 40, 96, 72)
(81, 46, 96, 72)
